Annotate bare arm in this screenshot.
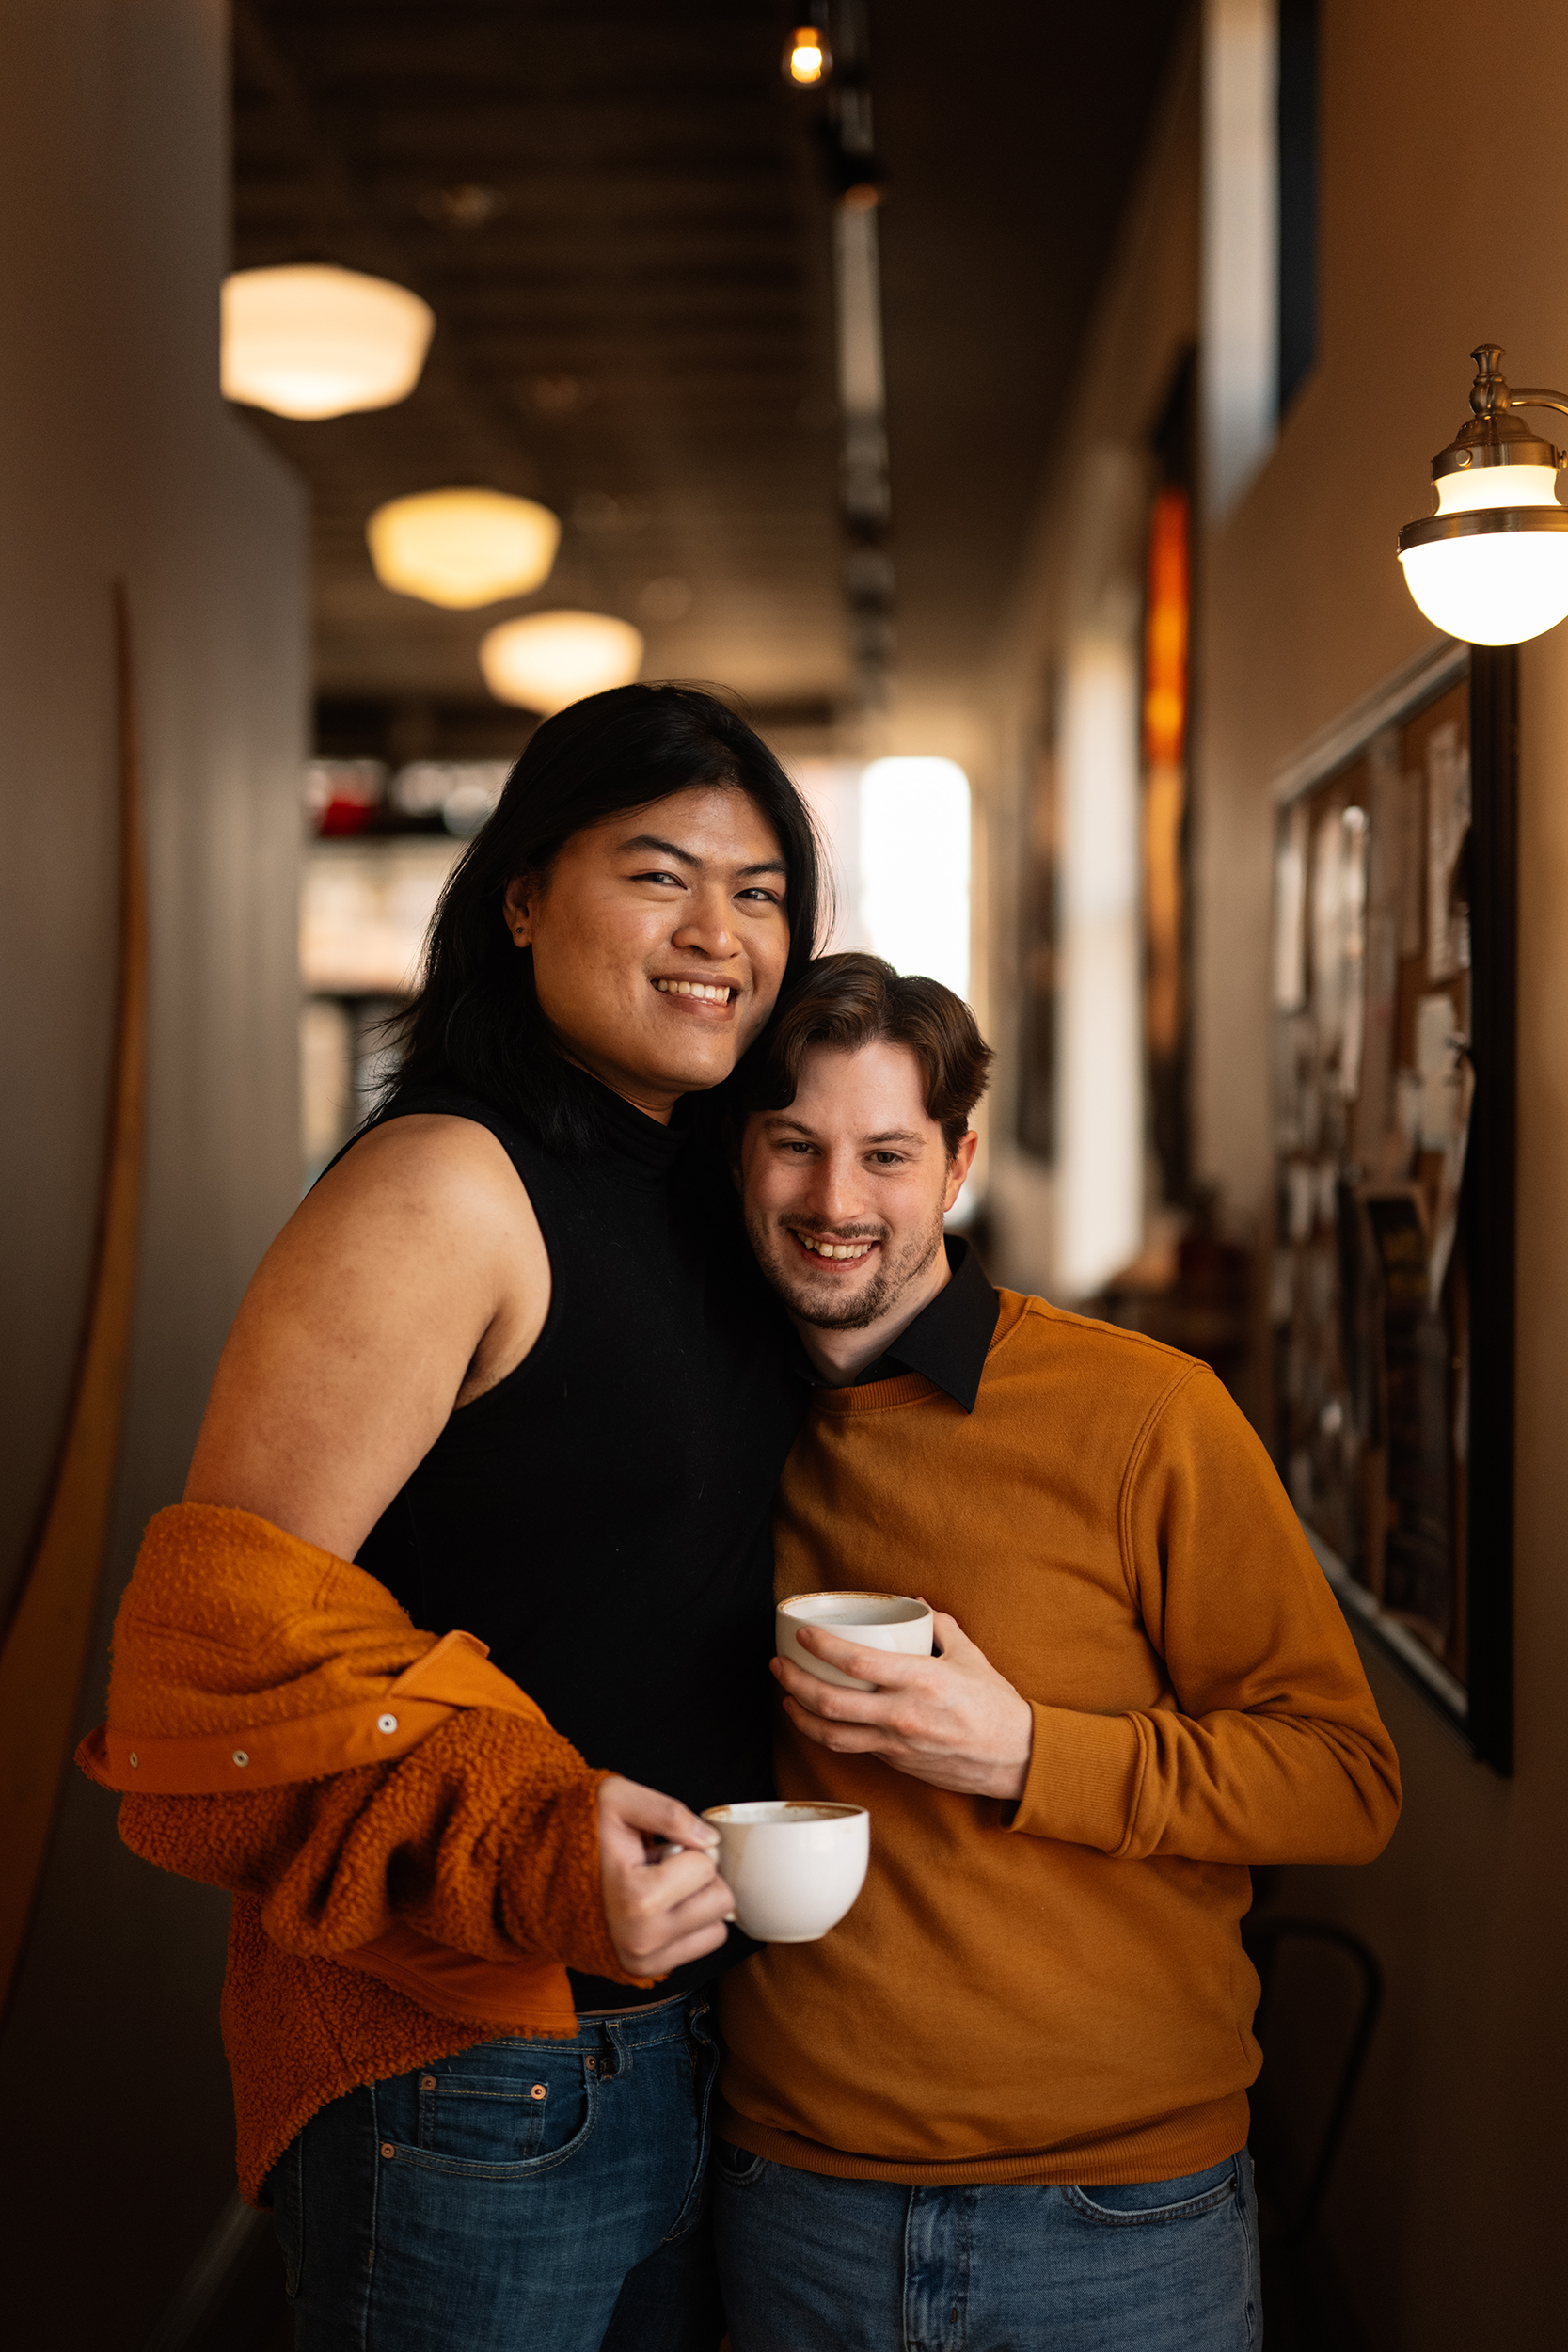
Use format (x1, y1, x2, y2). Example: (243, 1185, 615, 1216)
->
(180, 1112, 733, 1975)
(184, 1113, 550, 1559)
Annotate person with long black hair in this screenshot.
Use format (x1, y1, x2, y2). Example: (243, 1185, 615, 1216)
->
(89, 685, 824, 2351)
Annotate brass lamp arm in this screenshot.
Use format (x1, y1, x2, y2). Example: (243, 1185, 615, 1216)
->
(1506, 389, 1568, 422)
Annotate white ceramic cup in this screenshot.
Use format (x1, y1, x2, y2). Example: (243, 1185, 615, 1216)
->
(776, 1590, 935, 1692)
(702, 1800, 870, 1943)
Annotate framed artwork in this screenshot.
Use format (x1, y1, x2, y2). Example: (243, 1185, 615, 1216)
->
(1270, 642, 1516, 1771)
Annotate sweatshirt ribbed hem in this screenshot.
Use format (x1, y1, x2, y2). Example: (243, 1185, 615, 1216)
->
(713, 2092, 1251, 2188)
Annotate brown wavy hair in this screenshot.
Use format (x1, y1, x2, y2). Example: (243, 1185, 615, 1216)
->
(737, 950, 993, 1152)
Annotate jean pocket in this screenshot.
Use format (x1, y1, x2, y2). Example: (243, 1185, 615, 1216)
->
(1064, 2156, 1239, 2227)
(391, 2052, 598, 2180)
(712, 2138, 768, 2189)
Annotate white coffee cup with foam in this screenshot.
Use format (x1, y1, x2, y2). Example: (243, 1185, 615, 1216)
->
(775, 1590, 935, 1692)
(702, 1799, 869, 1942)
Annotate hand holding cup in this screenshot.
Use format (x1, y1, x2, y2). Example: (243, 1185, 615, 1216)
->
(595, 1774, 736, 1978)
(771, 1603, 1036, 1803)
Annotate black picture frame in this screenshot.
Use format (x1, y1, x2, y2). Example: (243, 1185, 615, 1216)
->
(1462, 643, 1516, 1772)
(1271, 643, 1515, 1773)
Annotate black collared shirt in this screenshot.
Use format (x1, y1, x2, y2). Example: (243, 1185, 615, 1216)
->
(797, 1234, 999, 1413)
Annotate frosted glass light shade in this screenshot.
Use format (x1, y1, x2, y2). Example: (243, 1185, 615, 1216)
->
(221, 264, 435, 420)
(367, 490, 561, 609)
(1435, 463, 1560, 513)
(1400, 516, 1568, 645)
(479, 611, 644, 713)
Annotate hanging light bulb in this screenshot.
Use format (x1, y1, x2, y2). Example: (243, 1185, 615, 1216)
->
(479, 611, 644, 714)
(1399, 344, 1568, 644)
(221, 264, 435, 421)
(366, 489, 561, 609)
(784, 23, 832, 85)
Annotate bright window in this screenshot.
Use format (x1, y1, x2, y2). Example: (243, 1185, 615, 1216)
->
(857, 756, 972, 1001)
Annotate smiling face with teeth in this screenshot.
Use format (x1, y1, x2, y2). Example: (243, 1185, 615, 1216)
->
(740, 1038, 977, 1374)
(503, 784, 790, 1120)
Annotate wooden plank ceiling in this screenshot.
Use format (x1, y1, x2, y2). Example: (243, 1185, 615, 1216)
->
(231, 0, 1183, 760)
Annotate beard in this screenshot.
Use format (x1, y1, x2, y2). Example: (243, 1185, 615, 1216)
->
(746, 1203, 947, 1331)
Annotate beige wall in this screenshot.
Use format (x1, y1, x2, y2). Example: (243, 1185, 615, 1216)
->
(1201, 3, 1568, 2340)
(0, 2, 306, 2340)
(988, 0, 1568, 2340)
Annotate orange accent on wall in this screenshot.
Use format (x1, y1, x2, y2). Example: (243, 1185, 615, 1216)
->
(1143, 486, 1190, 769)
(0, 585, 147, 2015)
(1143, 489, 1191, 1060)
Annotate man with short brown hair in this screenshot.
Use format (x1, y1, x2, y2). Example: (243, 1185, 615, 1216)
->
(715, 952, 1401, 2352)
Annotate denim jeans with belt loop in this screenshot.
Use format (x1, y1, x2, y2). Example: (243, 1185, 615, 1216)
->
(267, 1990, 723, 2352)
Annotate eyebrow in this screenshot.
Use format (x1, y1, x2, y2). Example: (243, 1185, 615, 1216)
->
(618, 832, 788, 879)
(762, 1115, 927, 1146)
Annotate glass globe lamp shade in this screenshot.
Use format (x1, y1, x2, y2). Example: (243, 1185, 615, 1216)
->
(366, 490, 561, 609)
(479, 611, 644, 714)
(1399, 510, 1568, 644)
(221, 264, 435, 421)
(1434, 462, 1560, 513)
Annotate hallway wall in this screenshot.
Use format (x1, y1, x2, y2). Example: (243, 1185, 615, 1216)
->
(986, 0, 1568, 2341)
(983, 16, 1202, 1296)
(1196, 1, 1568, 2339)
(0, 3, 307, 2343)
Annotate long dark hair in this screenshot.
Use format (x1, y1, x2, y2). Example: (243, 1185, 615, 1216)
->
(386, 683, 827, 1152)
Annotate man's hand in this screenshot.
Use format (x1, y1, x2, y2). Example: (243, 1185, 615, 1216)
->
(596, 1775, 736, 1979)
(772, 1612, 1035, 1802)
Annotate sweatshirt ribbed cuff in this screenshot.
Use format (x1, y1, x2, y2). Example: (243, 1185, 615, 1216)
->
(1006, 1703, 1143, 1852)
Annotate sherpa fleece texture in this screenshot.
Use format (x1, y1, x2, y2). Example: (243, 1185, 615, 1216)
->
(78, 1504, 635, 2203)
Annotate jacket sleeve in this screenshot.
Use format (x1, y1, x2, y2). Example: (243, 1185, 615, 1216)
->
(114, 1708, 633, 1983)
(1008, 1364, 1402, 1865)
(85, 1502, 641, 1984)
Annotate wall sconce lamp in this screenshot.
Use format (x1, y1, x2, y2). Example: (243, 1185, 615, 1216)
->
(1399, 345, 1568, 644)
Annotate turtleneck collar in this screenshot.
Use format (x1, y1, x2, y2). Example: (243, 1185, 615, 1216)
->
(579, 1070, 689, 1172)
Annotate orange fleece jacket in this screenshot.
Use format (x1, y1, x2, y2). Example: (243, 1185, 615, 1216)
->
(718, 1292, 1402, 2186)
(77, 1505, 639, 2202)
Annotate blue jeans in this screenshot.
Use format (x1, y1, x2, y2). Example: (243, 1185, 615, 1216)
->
(712, 2142, 1261, 2352)
(268, 1993, 723, 2351)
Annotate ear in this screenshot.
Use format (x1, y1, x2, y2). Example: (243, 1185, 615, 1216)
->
(502, 872, 536, 947)
(941, 1129, 979, 1213)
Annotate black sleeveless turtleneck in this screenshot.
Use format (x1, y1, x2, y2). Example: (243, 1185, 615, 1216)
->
(355, 1079, 806, 2007)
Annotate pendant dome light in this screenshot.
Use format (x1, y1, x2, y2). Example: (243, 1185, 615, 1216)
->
(221, 264, 435, 421)
(1399, 345, 1568, 644)
(366, 489, 561, 609)
(479, 611, 644, 714)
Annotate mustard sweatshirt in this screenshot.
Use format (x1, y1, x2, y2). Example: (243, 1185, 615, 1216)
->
(717, 1291, 1402, 2186)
